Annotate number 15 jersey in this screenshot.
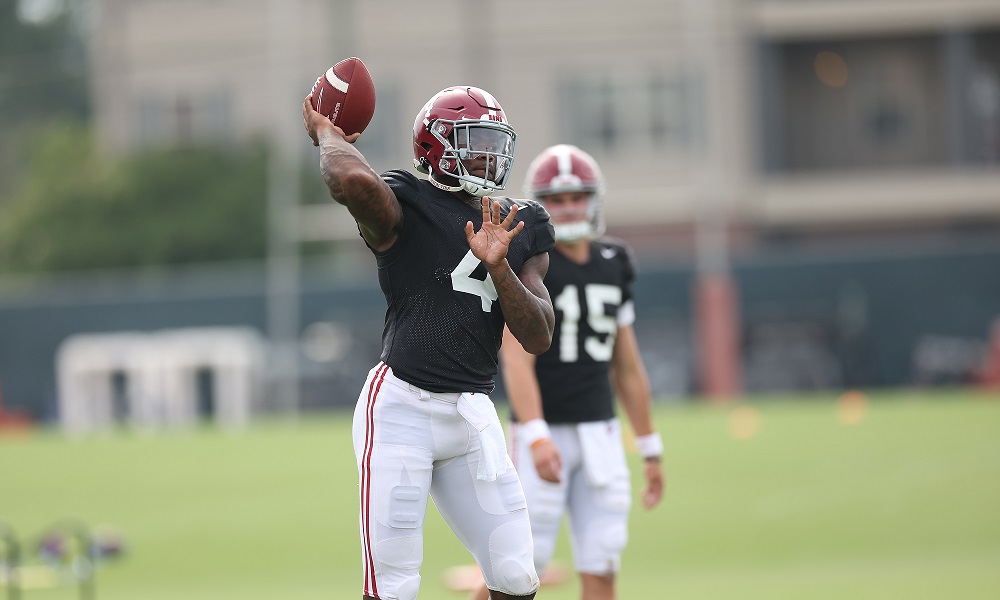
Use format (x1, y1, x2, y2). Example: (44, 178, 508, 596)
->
(531, 238, 637, 424)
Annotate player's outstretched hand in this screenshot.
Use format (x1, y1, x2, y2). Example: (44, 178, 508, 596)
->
(302, 95, 361, 146)
(531, 438, 562, 483)
(642, 459, 664, 509)
(465, 197, 525, 269)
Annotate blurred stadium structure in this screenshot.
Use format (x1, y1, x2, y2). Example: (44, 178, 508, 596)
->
(1, 0, 1000, 427)
(56, 328, 263, 434)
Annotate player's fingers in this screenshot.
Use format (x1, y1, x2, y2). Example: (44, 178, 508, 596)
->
(344, 132, 361, 144)
(543, 464, 560, 483)
(548, 452, 562, 482)
(481, 196, 491, 223)
(491, 200, 501, 224)
(464, 221, 475, 243)
(500, 203, 519, 228)
(302, 97, 320, 146)
(644, 484, 663, 509)
(535, 456, 558, 483)
(506, 221, 525, 238)
(644, 473, 664, 509)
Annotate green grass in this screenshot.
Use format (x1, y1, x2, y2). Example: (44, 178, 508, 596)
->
(1, 389, 999, 599)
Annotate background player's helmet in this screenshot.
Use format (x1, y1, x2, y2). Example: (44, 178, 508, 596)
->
(524, 144, 606, 242)
(412, 86, 517, 198)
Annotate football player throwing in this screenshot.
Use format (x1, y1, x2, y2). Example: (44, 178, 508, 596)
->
(303, 87, 556, 600)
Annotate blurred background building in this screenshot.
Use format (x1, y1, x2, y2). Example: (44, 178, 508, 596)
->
(1, 0, 999, 428)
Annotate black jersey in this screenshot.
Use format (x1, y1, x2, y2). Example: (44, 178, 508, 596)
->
(372, 170, 555, 394)
(520, 238, 637, 424)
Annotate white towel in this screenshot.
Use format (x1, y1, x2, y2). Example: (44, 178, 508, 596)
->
(577, 420, 628, 487)
(457, 393, 510, 482)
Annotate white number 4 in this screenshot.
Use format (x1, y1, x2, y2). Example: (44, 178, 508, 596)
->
(451, 250, 497, 311)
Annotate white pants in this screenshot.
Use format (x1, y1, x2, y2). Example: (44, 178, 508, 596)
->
(510, 418, 632, 576)
(352, 363, 539, 600)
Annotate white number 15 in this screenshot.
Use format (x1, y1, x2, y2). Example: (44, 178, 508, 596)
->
(553, 284, 621, 362)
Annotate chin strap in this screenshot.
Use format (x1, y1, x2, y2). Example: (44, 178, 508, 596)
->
(429, 172, 494, 198)
(427, 172, 463, 193)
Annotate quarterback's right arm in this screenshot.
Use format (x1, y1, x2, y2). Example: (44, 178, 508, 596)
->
(500, 326, 562, 483)
(303, 96, 402, 252)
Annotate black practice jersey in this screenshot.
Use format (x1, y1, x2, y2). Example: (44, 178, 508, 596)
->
(516, 238, 637, 424)
(372, 170, 555, 394)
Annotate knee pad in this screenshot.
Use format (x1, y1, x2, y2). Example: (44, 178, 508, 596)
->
(484, 521, 539, 595)
(531, 535, 556, 575)
(576, 521, 628, 576)
(493, 557, 540, 596)
(525, 489, 563, 574)
(374, 535, 422, 600)
(601, 522, 628, 557)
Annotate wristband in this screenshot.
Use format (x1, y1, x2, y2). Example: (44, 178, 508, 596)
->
(635, 432, 663, 459)
(530, 438, 550, 450)
(519, 419, 551, 448)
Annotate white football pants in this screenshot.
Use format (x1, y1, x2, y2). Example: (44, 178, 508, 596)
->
(509, 418, 632, 576)
(352, 363, 539, 600)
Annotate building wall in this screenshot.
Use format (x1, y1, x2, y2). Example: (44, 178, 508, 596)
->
(90, 0, 341, 150)
(88, 0, 1000, 239)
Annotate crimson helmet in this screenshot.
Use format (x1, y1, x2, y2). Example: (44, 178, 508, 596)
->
(412, 86, 517, 197)
(523, 144, 606, 241)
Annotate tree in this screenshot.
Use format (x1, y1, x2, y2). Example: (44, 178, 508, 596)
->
(0, 123, 270, 273)
(0, 0, 89, 124)
(0, 0, 91, 202)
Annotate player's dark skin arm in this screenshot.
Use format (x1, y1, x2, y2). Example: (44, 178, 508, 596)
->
(467, 197, 554, 355)
(491, 253, 552, 355)
(302, 95, 402, 252)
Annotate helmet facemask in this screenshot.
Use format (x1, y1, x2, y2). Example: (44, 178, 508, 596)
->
(542, 191, 604, 242)
(428, 119, 516, 197)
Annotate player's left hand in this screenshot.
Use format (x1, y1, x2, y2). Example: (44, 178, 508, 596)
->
(465, 197, 525, 269)
(642, 459, 664, 509)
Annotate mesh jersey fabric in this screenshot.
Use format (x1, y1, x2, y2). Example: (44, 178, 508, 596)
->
(370, 169, 555, 393)
(514, 237, 636, 424)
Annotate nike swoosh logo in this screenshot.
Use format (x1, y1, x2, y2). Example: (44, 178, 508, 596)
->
(600, 248, 617, 259)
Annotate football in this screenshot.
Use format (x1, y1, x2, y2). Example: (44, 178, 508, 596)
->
(309, 57, 376, 136)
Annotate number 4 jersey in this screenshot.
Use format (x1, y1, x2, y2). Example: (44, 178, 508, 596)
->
(530, 238, 637, 424)
(373, 170, 556, 394)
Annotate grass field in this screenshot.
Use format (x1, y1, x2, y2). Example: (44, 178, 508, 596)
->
(1, 389, 999, 599)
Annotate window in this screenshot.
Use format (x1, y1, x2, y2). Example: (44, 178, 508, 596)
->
(135, 87, 231, 148)
(137, 94, 169, 145)
(761, 29, 1000, 172)
(558, 68, 690, 158)
(968, 30, 1000, 165)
